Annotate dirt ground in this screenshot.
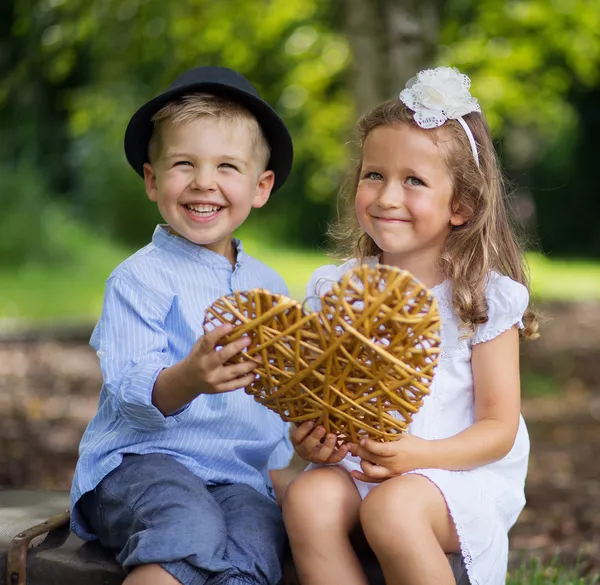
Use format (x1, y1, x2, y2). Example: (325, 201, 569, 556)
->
(0, 300, 599, 574)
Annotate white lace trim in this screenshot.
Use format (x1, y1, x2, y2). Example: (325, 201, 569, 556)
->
(399, 67, 481, 166)
(432, 285, 471, 361)
(471, 319, 524, 345)
(409, 470, 478, 585)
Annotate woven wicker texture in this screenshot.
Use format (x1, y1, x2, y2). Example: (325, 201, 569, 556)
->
(203, 264, 441, 443)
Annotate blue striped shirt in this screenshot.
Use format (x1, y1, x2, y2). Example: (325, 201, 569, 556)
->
(70, 225, 293, 540)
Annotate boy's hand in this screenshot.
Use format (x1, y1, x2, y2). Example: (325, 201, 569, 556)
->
(184, 324, 257, 395)
(348, 434, 433, 483)
(291, 421, 349, 464)
(152, 324, 256, 415)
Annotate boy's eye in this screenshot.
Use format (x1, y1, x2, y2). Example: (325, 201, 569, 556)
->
(406, 176, 424, 187)
(174, 160, 192, 167)
(219, 163, 238, 171)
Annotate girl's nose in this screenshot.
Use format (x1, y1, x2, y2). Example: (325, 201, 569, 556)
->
(377, 183, 404, 209)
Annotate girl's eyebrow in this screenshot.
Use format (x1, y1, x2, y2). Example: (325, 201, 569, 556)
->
(360, 159, 385, 169)
(403, 166, 429, 177)
(362, 161, 433, 182)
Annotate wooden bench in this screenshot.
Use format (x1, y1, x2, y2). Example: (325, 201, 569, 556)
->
(1, 490, 469, 585)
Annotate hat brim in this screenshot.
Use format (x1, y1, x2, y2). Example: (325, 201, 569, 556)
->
(124, 82, 293, 193)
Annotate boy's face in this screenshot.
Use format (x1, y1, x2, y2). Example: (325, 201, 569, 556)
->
(143, 117, 274, 261)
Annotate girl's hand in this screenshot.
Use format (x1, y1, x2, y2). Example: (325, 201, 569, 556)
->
(349, 434, 433, 483)
(291, 421, 349, 464)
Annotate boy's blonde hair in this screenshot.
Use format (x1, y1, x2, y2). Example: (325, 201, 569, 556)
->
(330, 99, 539, 340)
(148, 93, 271, 171)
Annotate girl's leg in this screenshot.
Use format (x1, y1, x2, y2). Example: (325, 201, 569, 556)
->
(360, 474, 460, 585)
(283, 466, 368, 585)
(123, 564, 180, 585)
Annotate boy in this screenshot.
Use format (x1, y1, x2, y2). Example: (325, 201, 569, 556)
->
(70, 66, 295, 585)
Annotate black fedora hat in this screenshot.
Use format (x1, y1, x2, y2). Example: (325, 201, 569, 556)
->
(124, 66, 293, 193)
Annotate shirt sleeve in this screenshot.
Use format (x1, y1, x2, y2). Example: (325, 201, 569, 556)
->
(92, 275, 189, 432)
(472, 274, 529, 345)
(267, 421, 294, 470)
(273, 273, 290, 297)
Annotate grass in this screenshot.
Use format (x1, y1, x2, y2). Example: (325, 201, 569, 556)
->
(526, 253, 600, 302)
(0, 232, 128, 325)
(507, 557, 599, 584)
(0, 229, 599, 325)
(239, 237, 329, 299)
(520, 372, 564, 397)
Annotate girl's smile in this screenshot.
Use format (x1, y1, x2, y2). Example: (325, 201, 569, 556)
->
(371, 216, 412, 223)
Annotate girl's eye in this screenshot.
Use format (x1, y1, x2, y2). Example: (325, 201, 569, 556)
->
(406, 176, 424, 187)
(365, 171, 384, 181)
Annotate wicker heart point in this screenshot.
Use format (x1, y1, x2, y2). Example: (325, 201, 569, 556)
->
(203, 265, 441, 443)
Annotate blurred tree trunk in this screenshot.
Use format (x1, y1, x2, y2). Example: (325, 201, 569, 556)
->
(342, 0, 446, 115)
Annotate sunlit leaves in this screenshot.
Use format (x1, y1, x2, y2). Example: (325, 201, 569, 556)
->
(441, 0, 600, 143)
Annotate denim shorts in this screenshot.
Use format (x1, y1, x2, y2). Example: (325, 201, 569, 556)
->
(78, 453, 286, 585)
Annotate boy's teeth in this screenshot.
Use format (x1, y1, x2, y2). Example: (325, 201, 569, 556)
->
(186, 204, 221, 214)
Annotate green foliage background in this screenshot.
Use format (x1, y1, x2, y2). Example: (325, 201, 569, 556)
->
(1, 0, 600, 264)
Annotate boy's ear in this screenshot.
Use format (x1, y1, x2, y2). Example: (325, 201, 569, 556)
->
(252, 170, 275, 209)
(143, 163, 159, 202)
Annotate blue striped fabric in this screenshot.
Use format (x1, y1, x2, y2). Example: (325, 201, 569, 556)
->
(70, 225, 293, 540)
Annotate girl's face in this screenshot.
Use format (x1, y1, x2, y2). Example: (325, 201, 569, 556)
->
(355, 123, 465, 279)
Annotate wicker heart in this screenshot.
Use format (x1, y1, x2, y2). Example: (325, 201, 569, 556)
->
(203, 265, 441, 443)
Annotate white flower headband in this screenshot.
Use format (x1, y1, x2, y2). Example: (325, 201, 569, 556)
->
(399, 67, 481, 167)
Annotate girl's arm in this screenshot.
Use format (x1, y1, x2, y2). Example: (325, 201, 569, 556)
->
(350, 326, 522, 480)
(426, 325, 522, 470)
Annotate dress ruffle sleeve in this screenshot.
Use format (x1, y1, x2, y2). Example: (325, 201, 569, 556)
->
(305, 260, 359, 310)
(472, 273, 529, 345)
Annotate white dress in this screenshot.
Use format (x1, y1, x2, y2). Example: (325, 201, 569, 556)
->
(306, 258, 530, 585)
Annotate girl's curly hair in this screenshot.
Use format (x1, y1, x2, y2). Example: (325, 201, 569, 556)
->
(329, 99, 539, 340)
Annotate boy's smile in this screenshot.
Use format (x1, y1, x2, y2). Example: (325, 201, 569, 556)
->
(143, 117, 274, 262)
(184, 203, 224, 221)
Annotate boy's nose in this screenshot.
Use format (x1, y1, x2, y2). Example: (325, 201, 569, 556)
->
(190, 168, 217, 191)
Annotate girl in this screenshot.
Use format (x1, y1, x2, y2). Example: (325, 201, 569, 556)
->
(282, 67, 538, 585)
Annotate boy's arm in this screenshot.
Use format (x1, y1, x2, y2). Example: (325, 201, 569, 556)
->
(95, 275, 176, 432)
(97, 276, 256, 430)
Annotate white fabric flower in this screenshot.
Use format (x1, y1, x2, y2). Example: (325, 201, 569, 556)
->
(399, 67, 481, 129)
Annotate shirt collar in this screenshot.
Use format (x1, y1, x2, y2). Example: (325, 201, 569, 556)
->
(152, 225, 245, 268)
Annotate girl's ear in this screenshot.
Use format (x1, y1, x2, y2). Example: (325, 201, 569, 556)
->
(450, 212, 468, 229)
(450, 198, 471, 229)
(144, 163, 158, 202)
